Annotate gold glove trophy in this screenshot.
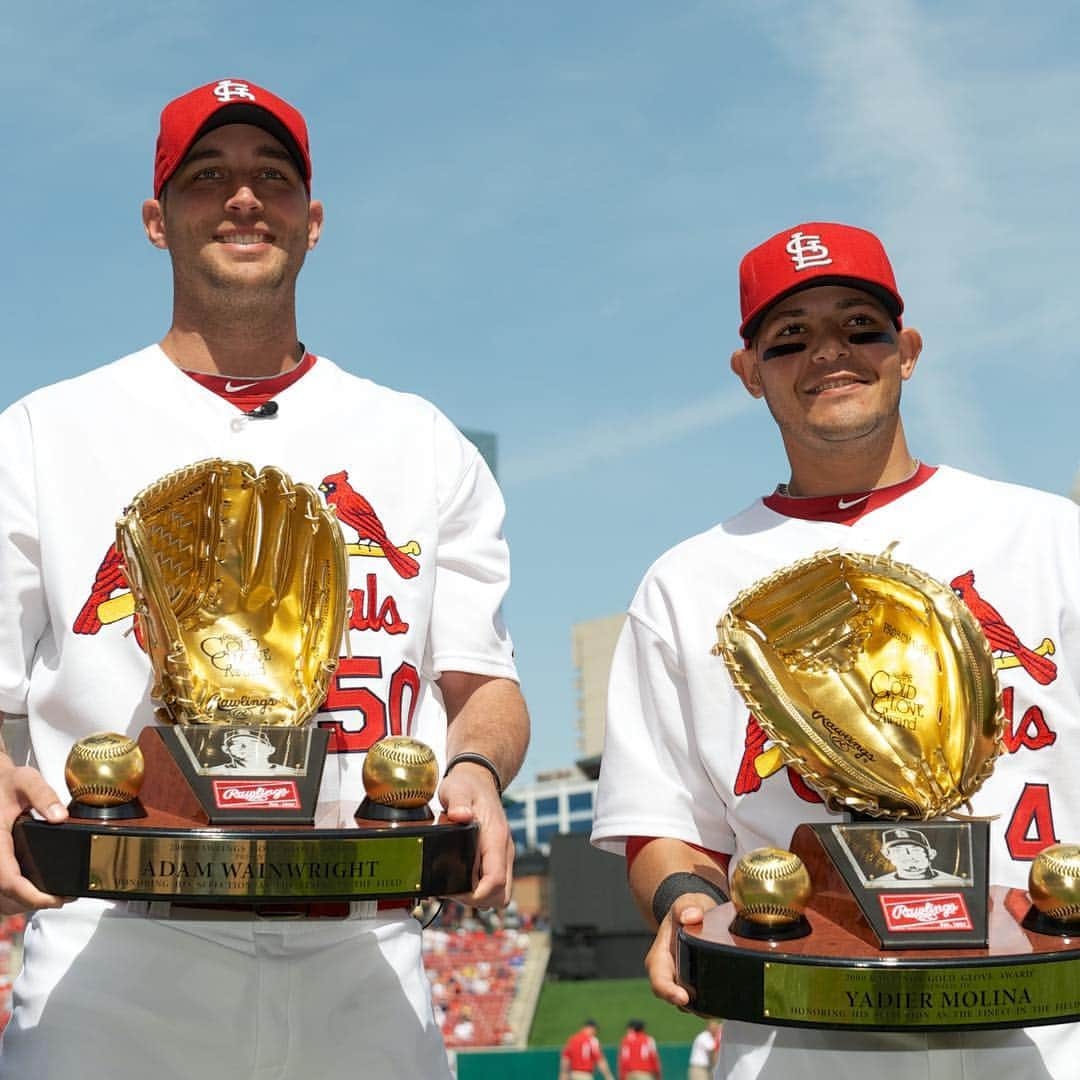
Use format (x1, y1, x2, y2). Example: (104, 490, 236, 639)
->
(677, 547, 1080, 1031)
(15, 460, 475, 905)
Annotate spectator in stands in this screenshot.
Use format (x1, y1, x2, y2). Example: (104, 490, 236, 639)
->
(560, 1019, 615, 1080)
(452, 1006, 476, 1043)
(619, 1019, 661, 1079)
(687, 1021, 720, 1080)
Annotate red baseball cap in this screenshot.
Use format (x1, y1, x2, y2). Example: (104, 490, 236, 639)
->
(738, 222, 903, 344)
(153, 78, 311, 197)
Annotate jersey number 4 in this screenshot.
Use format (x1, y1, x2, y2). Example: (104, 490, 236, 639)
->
(317, 656, 420, 753)
(1005, 782, 1059, 860)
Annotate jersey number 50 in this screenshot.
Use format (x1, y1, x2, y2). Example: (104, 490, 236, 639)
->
(316, 656, 420, 753)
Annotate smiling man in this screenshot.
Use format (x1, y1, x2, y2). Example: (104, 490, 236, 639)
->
(0, 78, 528, 1079)
(874, 828, 966, 886)
(593, 222, 1080, 1078)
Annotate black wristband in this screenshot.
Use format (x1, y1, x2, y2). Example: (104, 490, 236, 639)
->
(651, 871, 729, 925)
(444, 752, 503, 797)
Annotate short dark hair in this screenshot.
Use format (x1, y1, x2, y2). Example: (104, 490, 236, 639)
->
(629, 1019, 645, 1032)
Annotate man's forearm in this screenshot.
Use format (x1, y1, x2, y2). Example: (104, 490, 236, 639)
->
(627, 837, 729, 930)
(439, 674, 530, 791)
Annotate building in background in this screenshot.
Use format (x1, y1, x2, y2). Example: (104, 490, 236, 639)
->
(502, 613, 659, 972)
(571, 614, 625, 759)
(505, 768, 597, 854)
(504, 614, 626, 859)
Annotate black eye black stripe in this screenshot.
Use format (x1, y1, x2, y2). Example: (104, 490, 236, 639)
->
(762, 330, 895, 361)
(761, 342, 806, 362)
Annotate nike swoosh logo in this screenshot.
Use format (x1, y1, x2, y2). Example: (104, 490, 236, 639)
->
(837, 494, 871, 510)
(224, 381, 258, 392)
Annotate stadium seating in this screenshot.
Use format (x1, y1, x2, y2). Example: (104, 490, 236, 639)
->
(0, 915, 26, 1034)
(423, 926, 530, 1048)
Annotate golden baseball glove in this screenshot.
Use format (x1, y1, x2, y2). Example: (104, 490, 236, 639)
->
(716, 547, 1004, 820)
(118, 459, 349, 726)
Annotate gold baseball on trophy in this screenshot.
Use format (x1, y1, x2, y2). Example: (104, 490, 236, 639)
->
(362, 736, 439, 809)
(730, 847, 812, 928)
(1029, 843, 1080, 924)
(64, 733, 145, 807)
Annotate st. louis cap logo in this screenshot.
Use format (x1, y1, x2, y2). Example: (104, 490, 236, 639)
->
(785, 231, 833, 272)
(212, 79, 256, 104)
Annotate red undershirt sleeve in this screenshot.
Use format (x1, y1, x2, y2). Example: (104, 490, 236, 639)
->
(624, 835, 731, 875)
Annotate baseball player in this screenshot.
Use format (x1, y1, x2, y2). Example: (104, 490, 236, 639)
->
(0, 78, 529, 1079)
(561, 1019, 616, 1080)
(618, 1019, 662, 1080)
(216, 727, 282, 772)
(873, 828, 967, 886)
(687, 1021, 721, 1080)
(592, 222, 1080, 1078)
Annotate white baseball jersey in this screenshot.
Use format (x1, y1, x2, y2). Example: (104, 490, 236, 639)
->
(0, 346, 518, 1080)
(593, 464, 1080, 1079)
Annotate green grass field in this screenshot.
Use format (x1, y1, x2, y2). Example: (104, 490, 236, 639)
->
(528, 977, 707, 1047)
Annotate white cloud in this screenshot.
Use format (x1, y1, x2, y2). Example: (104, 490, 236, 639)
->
(778, 0, 1001, 470)
(502, 388, 754, 486)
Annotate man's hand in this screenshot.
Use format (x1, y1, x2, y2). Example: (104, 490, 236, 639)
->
(627, 837, 730, 1008)
(0, 752, 70, 912)
(438, 761, 513, 907)
(644, 892, 720, 1008)
(437, 672, 529, 909)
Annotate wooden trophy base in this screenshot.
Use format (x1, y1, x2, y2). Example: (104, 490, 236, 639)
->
(678, 886, 1080, 1031)
(14, 728, 476, 905)
(676, 820, 1080, 1030)
(679, 818, 1080, 1031)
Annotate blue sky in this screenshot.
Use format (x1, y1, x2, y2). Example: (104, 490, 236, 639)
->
(3, 2, 1078, 780)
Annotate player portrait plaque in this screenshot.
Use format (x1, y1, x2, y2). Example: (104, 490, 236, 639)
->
(676, 547, 1080, 1030)
(843, 824, 972, 889)
(14, 459, 475, 902)
(180, 725, 310, 777)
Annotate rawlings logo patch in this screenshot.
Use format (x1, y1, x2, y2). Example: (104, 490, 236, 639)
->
(879, 892, 973, 932)
(212, 780, 301, 810)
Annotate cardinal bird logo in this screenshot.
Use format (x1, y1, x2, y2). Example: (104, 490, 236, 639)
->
(319, 471, 421, 580)
(74, 543, 132, 634)
(950, 570, 1057, 685)
(734, 714, 773, 795)
(733, 714, 822, 804)
(73, 470, 423, 636)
